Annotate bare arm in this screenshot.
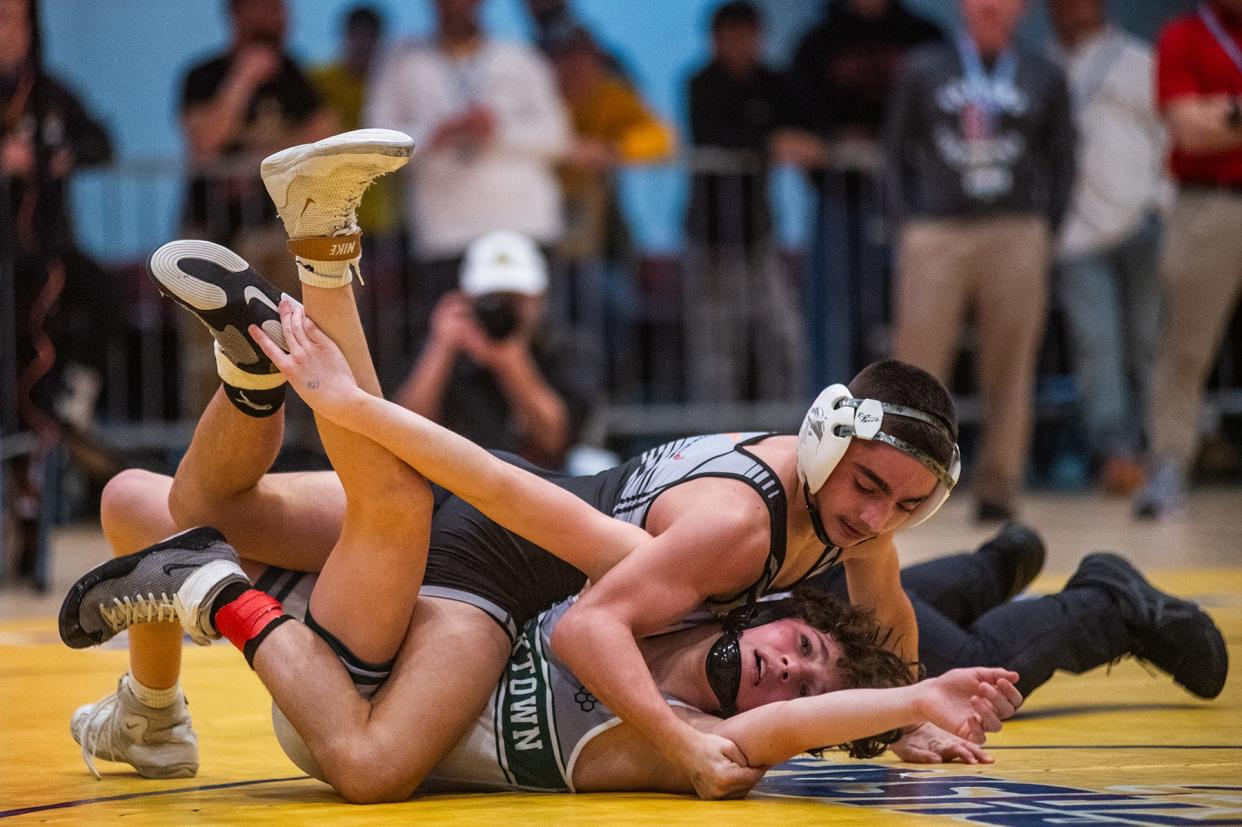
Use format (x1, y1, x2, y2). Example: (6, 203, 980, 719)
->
(395, 334, 457, 419)
(706, 667, 1020, 769)
(395, 294, 472, 418)
(1165, 95, 1242, 156)
(252, 303, 647, 583)
(550, 483, 774, 798)
(487, 346, 571, 462)
(840, 535, 918, 664)
(183, 47, 280, 162)
(573, 668, 1022, 792)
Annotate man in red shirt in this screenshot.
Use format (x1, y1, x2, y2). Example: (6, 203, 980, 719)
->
(1136, 1, 1242, 518)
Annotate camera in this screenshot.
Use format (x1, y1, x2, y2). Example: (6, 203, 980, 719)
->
(473, 293, 521, 340)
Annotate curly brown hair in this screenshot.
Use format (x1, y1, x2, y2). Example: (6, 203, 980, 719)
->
(786, 585, 921, 759)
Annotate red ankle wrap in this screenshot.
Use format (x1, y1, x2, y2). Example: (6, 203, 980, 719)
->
(216, 590, 285, 652)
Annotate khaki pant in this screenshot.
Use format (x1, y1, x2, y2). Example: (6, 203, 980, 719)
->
(1146, 188, 1242, 471)
(892, 214, 1051, 505)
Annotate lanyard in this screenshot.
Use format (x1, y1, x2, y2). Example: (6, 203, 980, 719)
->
(955, 31, 1017, 116)
(1200, 3, 1242, 78)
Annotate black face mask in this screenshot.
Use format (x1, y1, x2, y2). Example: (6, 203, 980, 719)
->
(473, 293, 521, 340)
(704, 599, 797, 717)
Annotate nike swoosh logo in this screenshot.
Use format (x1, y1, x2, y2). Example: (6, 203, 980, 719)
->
(163, 563, 202, 576)
(244, 286, 280, 314)
(299, 197, 316, 218)
(235, 391, 274, 412)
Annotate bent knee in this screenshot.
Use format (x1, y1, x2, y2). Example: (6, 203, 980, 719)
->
(100, 469, 176, 552)
(343, 464, 433, 526)
(323, 742, 422, 804)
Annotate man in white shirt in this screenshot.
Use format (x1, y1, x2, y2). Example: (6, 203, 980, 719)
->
(1048, 0, 1169, 495)
(366, 0, 571, 340)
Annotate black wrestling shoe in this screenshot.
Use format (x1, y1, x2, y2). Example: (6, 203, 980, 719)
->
(59, 527, 248, 649)
(976, 522, 1046, 600)
(1066, 553, 1228, 699)
(147, 240, 291, 415)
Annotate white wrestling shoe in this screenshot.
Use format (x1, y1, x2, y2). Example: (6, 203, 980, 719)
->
(71, 677, 198, 779)
(260, 129, 414, 287)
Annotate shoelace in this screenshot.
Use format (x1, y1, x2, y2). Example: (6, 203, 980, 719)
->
(77, 687, 123, 780)
(1104, 655, 1160, 680)
(99, 593, 178, 632)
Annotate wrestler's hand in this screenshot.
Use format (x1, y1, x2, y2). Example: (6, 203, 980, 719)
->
(678, 730, 766, 800)
(891, 721, 993, 764)
(912, 667, 1022, 745)
(251, 298, 361, 422)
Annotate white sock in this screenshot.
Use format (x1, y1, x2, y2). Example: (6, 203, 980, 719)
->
(126, 673, 180, 709)
(214, 341, 287, 390)
(295, 255, 362, 288)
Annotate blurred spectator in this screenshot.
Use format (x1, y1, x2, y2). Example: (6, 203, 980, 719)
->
(309, 5, 401, 252)
(3, 0, 115, 575)
(1134, 0, 1242, 519)
(366, 0, 570, 345)
(1048, 0, 1168, 496)
(525, 0, 630, 77)
(2, 0, 115, 429)
(525, 0, 583, 57)
(885, 0, 1075, 522)
(180, 0, 335, 277)
(395, 231, 600, 470)
(179, 0, 335, 412)
(791, 0, 942, 141)
(310, 5, 405, 384)
(683, 1, 815, 402)
(547, 25, 674, 389)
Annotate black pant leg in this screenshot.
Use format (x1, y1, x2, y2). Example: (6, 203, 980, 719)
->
(922, 587, 1131, 697)
(899, 551, 1011, 627)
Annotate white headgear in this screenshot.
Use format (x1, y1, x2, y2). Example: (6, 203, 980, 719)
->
(796, 384, 961, 528)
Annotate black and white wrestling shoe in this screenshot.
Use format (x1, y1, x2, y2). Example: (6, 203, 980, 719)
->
(147, 239, 292, 416)
(59, 526, 249, 649)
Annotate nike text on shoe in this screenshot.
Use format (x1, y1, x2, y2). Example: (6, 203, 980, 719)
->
(147, 239, 292, 415)
(261, 129, 413, 287)
(59, 526, 249, 649)
(71, 677, 198, 779)
(1067, 552, 1228, 699)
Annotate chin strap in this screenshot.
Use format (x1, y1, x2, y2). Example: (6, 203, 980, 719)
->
(803, 481, 834, 548)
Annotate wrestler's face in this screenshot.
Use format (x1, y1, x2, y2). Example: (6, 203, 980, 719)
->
(814, 440, 938, 546)
(734, 618, 846, 710)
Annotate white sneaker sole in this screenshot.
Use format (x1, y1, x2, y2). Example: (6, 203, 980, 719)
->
(260, 129, 415, 211)
(149, 240, 246, 312)
(147, 239, 288, 357)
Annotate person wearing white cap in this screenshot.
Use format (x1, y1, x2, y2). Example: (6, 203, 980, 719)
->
(395, 231, 600, 469)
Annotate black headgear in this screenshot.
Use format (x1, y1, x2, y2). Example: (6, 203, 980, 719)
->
(704, 599, 798, 717)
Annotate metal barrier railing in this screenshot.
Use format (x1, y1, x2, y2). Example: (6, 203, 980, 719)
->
(8, 147, 1242, 460)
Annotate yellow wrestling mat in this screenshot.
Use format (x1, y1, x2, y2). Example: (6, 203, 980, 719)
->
(2, 569, 1240, 825)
